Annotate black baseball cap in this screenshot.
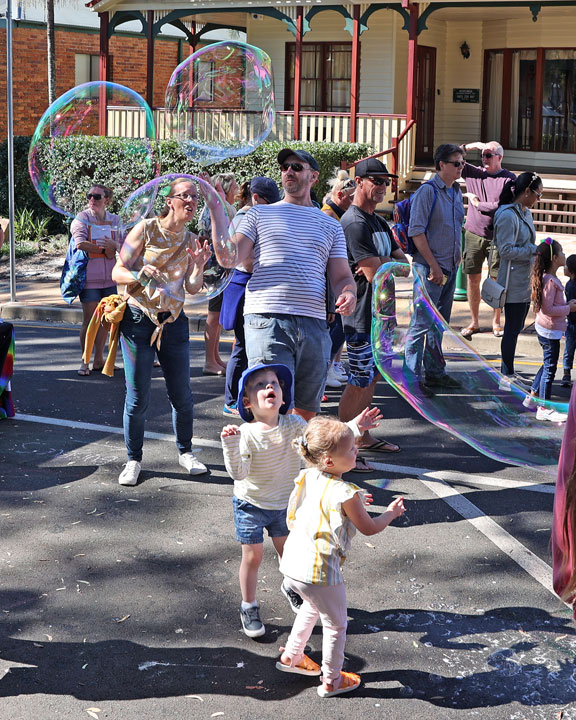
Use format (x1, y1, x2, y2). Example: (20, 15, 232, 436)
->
(277, 148, 319, 171)
(354, 158, 398, 178)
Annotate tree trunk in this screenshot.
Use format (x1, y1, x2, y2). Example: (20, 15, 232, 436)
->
(46, 0, 56, 105)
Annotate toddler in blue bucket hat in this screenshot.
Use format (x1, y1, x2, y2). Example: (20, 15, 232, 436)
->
(221, 362, 383, 640)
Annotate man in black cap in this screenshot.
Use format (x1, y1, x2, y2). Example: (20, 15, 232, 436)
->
(232, 148, 357, 421)
(338, 158, 407, 470)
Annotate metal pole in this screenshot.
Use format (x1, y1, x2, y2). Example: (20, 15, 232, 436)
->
(6, 0, 16, 302)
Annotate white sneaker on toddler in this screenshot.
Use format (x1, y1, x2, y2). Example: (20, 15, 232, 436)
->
(536, 406, 568, 423)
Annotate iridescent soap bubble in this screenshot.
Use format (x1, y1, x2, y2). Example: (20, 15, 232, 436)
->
(28, 82, 157, 229)
(118, 173, 237, 306)
(164, 41, 275, 163)
(371, 262, 567, 475)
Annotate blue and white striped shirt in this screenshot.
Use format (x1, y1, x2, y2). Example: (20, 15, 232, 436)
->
(238, 202, 348, 320)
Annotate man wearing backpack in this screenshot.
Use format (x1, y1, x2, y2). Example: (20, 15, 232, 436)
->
(338, 158, 408, 471)
(403, 144, 466, 398)
(458, 141, 516, 340)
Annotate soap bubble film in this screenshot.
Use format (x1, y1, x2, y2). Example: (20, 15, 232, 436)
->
(371, 262, 567, 475)
(28, 82, 157, 228)
(164, 41, 275, 163)
(118, 173, 237, 305)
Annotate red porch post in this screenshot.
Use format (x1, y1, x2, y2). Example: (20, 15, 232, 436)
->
(98, 12, 109, 136)
(350, 4, 360, 143)
(146, 10, 155, 108)
(293, 7, 303, 140)
(405, 2, 418, 122)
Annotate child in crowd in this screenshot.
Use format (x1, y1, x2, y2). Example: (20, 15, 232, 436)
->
(562, 254, 576, 388)
(221, 363, 382, 639)
(525, 239, 576, 422)
(276, 416, 405, 697)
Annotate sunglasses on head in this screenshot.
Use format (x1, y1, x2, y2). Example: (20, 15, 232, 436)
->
(87, 192, 103, 200)
(281, 162, 305, 173)
(363, 175, 390, 186)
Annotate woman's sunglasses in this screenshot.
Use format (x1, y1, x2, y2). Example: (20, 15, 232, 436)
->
(281, 162, 305, 172)
(87, 193, 104, 200)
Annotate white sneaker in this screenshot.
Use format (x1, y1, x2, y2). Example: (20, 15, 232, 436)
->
(522, 394, 537, 409)
(118, 460, 141, 486)
(325, 364, 343, 389)
(498, 374, 527, 391)
(178, 452, 208, 475)
(333, 361, 348, 383)
(536, 406, 568, 423)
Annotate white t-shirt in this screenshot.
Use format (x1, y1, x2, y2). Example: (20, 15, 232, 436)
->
(237, 202, 348, 321)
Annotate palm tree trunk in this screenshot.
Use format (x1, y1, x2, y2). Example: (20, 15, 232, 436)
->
(46, 0, 56, 105)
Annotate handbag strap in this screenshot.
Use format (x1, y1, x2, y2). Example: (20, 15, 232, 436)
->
(488, 208, 518, 291)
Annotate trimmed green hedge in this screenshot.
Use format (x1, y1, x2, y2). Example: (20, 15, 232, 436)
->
(0, 136, 372, 231)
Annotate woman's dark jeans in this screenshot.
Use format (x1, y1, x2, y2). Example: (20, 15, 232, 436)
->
(500, 302, 530, 376)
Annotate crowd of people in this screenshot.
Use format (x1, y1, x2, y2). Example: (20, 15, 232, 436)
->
(48, 142, 576, 696)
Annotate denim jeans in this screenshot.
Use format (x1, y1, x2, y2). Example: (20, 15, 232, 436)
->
(244, 313, 331, 413)
(120, 305, 194, 462)
(531, 333, 561, 400)
(329, 315, 345, 360)
(500, 302, 530, 376)
(564, 324, 576, 373)
(224, 295, 248, 406)
(403, 262, 457, 380)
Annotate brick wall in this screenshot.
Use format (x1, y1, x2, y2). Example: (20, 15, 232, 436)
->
(0, 23, 181, 139)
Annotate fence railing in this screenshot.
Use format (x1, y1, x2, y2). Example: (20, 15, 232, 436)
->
(106, 106, 409, 157)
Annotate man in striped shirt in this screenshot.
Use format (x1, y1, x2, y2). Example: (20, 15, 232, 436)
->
(233, 148, 357, 420)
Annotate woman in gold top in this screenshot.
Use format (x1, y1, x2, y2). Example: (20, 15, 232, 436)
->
(112, 178, 213, 487)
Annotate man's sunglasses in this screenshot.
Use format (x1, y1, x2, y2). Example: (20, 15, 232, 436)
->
(444, 161, 465, 168)
(87, 193, 104, 200)
(281, 162, 305, 172)
(482, 152, 500, 159)
(363, 175, 390, 186)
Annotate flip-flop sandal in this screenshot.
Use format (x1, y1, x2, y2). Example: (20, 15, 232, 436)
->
(276, 653, 321, 677)
(77, 366, 90, 376)
(359, 439, 400, 454)
(460, 326, 480, 339)
(349, 458, 375, 473)
(492, 327, 504, 337)
(317, 671, 361, 698)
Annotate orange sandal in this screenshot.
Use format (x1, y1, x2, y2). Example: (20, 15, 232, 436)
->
(317, 671, 361, 697)
(276, 653, 321, 677)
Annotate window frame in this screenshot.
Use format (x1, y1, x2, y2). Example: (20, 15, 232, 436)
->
(284, 41, 353, 113)
(482, 46, 576, 154)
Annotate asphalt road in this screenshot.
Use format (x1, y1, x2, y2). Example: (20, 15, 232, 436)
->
(1, 320, 576, 720)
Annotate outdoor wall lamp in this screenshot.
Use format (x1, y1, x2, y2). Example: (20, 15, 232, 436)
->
(460, 41, 470, 59)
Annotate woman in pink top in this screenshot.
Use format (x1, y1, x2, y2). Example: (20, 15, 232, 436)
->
(526, 239, 576, 422)
(71, 184, 120, 376)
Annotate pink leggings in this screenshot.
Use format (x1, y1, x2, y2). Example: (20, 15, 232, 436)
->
(283, 577, 347, 683)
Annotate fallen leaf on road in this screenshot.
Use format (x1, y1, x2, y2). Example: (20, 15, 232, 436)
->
(114, 615, 130, 623)
(211, 713, 225, 718)
(85, 708, 101, 719)
(365, 543, 375, 549)
(246, 686, 265, 690)
(184, 695, 203, 701)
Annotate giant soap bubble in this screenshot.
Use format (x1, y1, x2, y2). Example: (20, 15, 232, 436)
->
(29, 82, 157, 229)
(164, 41, 275, 163)
(118, 173, 237, 305)
(372, 263, 568, 475)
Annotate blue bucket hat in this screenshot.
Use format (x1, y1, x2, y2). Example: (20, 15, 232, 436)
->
(237, 363, 293, 422)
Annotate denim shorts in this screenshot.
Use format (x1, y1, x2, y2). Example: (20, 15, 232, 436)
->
(244, 313, 331, 413)
(345, 331, 377, 388)
(79, 285, 117, 303)
(233, 496, 289, 544)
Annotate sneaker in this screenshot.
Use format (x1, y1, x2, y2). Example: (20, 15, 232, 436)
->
(240, 605, 265, 638)
(417, 380, 434, 398)
(522, 394, 537, 409)
(281, 581, 303, 613)
(536, 406, 568, 423)
(424, 374, 461, 389)
(178, 452, 208, 475)
(498, 374, 527, 391)
(333, 361, 348, 383)
(223, 402, 240, 416)
(562, 375, 573, 388)
(325, 364, 343, 389)
(118, 460, 141, 486)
